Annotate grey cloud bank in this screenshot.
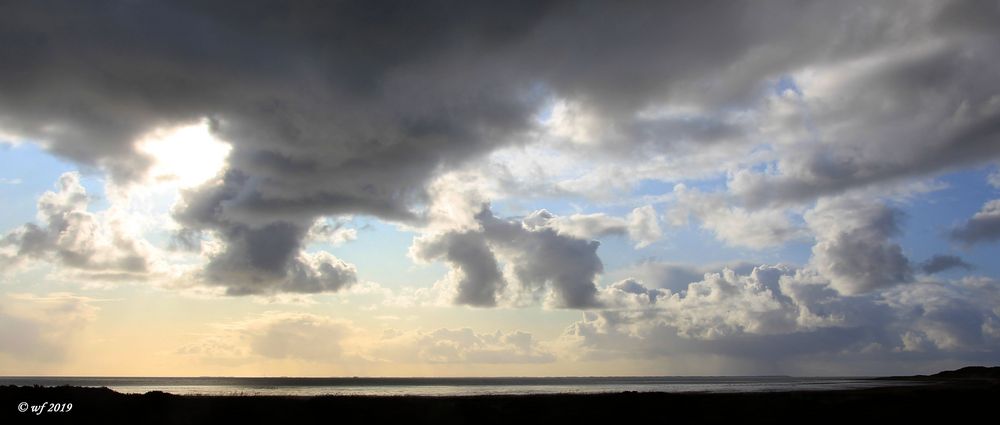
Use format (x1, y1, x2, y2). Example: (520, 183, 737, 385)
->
(4, 1, 999, 294)
(412, 205, 603, 309)
(564, 264, 1000, 374)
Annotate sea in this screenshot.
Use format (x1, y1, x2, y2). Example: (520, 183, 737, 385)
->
(0, 376, 907, 396)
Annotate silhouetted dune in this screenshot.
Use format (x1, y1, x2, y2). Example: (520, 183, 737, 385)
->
(3, 367, 997, 424)
(929, 366, 1000, 380)
(878, 366, 1000, 381)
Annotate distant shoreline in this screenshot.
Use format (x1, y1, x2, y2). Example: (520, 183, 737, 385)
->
(2, 367, 997, 424)
(0, 375, 904, 397)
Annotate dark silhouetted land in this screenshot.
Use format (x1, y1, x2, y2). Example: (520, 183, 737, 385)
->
(3, 367, 998, 424)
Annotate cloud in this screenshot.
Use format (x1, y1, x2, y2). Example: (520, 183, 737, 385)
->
(0, 172, 151, 279)
(560, 265, 1000, 373)
(411, 204, 603, 309)
(1, 1, 553, 295)
(0, 311, 61, 362)
(4, 1, 997, 297)
(609, 260, 760, 293)
(627, 205, 663, 248)
(247, 314, 351, 361)
(0, 293, 101, 363)
(2, 1, 999, 377)
(600, 265, 802, 338)
(177, 312, 354, 364)
(881, 278, 1000, 352)
(950, 199, 1000, 246)
(522, 1, 1000, 210)
(803, 196, 912, 295)
(522, 205, 662, 248)
(920, 254, 974, 274)
(0, 1, 552, 187)
(201, 224, 358, 296)
(668, 184, 806, 249)
(561, 265, 856, 366)
(306, 218, 358, 246)
(168, 171, 359, 295)
(410, 231, 505, 307)
(730, 26, 1000, 208)
(178, 312, 553, 366)
(372, 328, 555, 364)
(989, 168, 1000, 189)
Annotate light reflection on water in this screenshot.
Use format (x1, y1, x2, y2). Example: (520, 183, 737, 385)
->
(0, 376, 910, 396)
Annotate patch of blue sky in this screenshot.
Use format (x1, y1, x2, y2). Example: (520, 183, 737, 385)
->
(769, 74, 819, 142)
(745, 155, 780, 174)
(895, 167, 1000, 278)
(528, 81, 557, 123)
(490, 197, 579, 218)
(77, 174, 109, 210)
(599, 223, 811, 282)
(495, 197, 628, 221)
(490, 176, 818, 275)
(594, 236, 652, 281)
(774, 75, 803, 97)
(637, 175, 729, 195)
(311, 217, 447, 289)
(644, 225, 749, 265)
(0, 143, 107, 230)
(631, 178, 677, 199)
(496, 176, 727, 219)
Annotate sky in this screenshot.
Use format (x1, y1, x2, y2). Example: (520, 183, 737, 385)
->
(1, 0, 999, 377)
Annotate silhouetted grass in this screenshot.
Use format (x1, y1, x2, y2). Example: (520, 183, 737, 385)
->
(3, 368, 997, 424)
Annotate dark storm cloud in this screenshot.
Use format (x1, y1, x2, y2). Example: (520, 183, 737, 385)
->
(3, 1, 998, 294)
(1, 0, 557, 291)
(0, 0, 553, 186)
(0, 0, 942, 189)
(172, 171, 357, 295)
(920, 254, 974, 274)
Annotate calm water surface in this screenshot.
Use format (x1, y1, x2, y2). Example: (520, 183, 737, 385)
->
(0, 376, 908, 396)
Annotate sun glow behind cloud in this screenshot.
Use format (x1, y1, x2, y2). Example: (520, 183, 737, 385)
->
(137, 120, 231, 188)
